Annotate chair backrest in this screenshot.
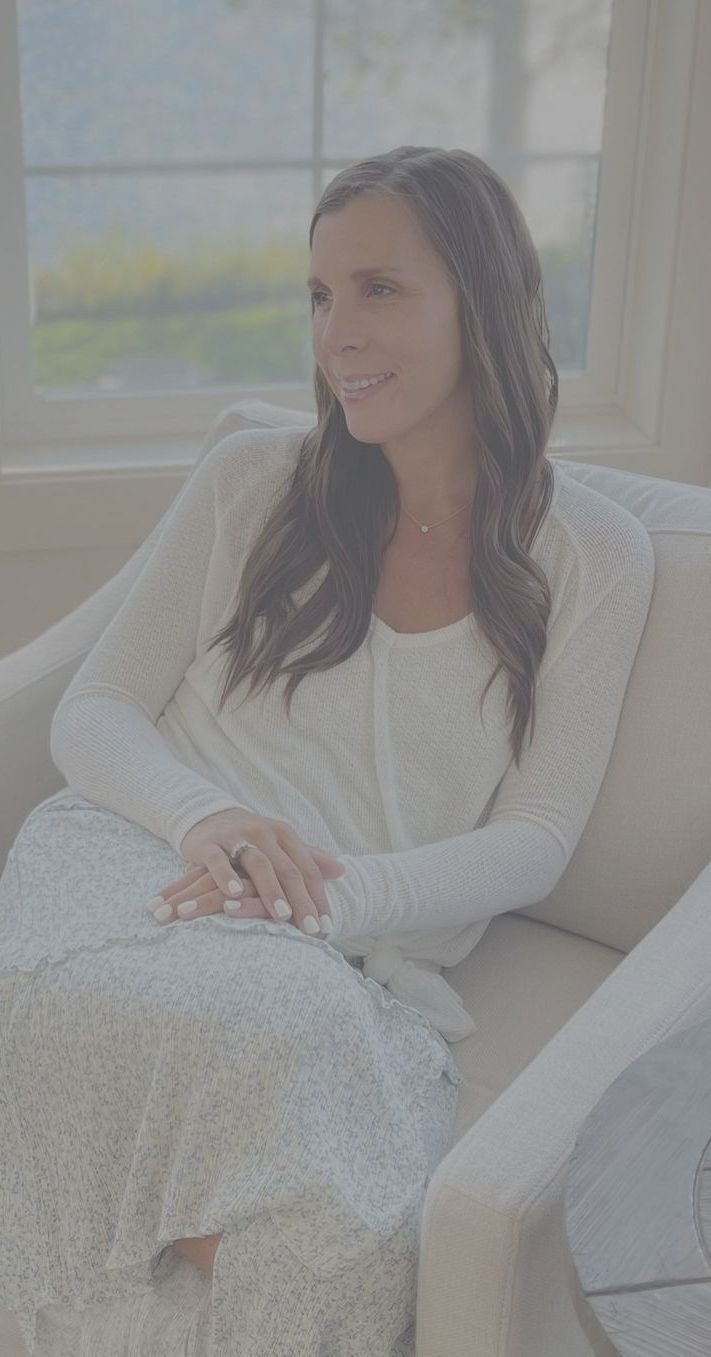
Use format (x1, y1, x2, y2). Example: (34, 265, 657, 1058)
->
(525, 455, 711, 953)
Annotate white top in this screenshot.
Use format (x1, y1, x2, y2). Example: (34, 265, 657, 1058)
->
(50, 425, 656, 1042)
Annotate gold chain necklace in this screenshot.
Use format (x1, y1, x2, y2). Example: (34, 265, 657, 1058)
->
(401, 498, 475, 535)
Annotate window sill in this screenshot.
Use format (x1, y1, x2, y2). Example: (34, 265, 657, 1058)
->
(0, 405, 708, 554)
(0, 404, 698, 479)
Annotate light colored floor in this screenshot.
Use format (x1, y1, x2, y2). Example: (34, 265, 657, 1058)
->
(0, 1307, 28, 1356)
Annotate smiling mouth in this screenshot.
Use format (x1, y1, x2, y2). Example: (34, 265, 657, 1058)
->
(338, 372, 396, 403)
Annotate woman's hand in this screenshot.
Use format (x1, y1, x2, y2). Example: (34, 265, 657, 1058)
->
(145, 862, 274, 923)
(145, 807, 346, 935)
(145, 859, 346, 927)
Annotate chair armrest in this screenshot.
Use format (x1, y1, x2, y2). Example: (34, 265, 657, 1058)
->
(0, 406, 257, 869)
(0, 521, 167, 871)
(417, 857, 711, 1357)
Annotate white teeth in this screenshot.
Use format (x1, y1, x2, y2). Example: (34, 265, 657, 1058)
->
(341, 372, 392, 391)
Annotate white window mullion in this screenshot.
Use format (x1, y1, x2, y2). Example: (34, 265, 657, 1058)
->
(0, 0, 35, 443)
(312, 0, 326, 208)
(565, 0, 651, 408)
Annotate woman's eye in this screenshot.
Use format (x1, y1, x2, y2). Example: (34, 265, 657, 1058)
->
(311, 282, 394, 309)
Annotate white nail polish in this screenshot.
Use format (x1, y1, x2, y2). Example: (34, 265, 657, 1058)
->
(177, 899, 199, 917)
(274, 899, 292, 918)
(319, 915, 333, 934)
(153, 902, 173, 923)
(302, 916, 320, 934)
(145, 896, 165, 912)
(227, 879, 244, 895)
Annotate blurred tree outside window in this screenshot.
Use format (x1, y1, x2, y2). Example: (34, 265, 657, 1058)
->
(16, 0, 613, 395)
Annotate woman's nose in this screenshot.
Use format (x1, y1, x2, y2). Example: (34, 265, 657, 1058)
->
(318, 301, 365, 348)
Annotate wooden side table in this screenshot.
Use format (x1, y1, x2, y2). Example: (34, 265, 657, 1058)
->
(564, 1015, 711, 1356)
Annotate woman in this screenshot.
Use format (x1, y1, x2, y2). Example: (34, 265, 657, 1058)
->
(0, 146, 655, 1356)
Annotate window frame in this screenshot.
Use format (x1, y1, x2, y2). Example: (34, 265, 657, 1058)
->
(0, 0, 708, 486)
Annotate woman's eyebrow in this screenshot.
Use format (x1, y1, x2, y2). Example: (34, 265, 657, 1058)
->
(307, 266, 405, 288)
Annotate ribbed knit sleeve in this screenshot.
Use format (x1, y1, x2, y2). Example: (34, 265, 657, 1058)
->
(322, 517, 656, 945)
(49, 442, 253, 855)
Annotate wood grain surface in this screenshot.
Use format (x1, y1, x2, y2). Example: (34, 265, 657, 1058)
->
(565, 1017, 711, 1356)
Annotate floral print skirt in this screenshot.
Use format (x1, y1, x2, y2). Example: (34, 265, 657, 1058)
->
(0, 790, 462, 1356)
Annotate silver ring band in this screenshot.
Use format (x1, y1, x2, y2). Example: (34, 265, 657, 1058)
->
(229, 839, 257, 868)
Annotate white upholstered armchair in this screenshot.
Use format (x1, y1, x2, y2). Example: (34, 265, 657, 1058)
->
(2, 399, 711, 1356)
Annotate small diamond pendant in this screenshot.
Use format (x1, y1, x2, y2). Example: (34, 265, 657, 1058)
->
(421, 524, 429, 533)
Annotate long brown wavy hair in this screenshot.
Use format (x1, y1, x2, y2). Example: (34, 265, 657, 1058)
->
(206, 145, 559, 769)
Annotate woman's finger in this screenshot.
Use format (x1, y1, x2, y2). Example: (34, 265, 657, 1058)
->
(150, 879, 270, 925)
(145, 868, 259, 917)
(172, 885, 223, 922)
(186, 872, 259, 904)
(150, 884, 227, 924)
(144, 864, 205, 912)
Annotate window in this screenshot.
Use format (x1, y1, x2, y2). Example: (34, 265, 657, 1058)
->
(0, 0, 704, 475)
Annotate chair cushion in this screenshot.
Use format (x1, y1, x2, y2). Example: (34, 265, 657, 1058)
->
(446, 912, 624, 1145)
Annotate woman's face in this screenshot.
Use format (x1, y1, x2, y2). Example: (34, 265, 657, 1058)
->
(309, 194, 469, 448)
